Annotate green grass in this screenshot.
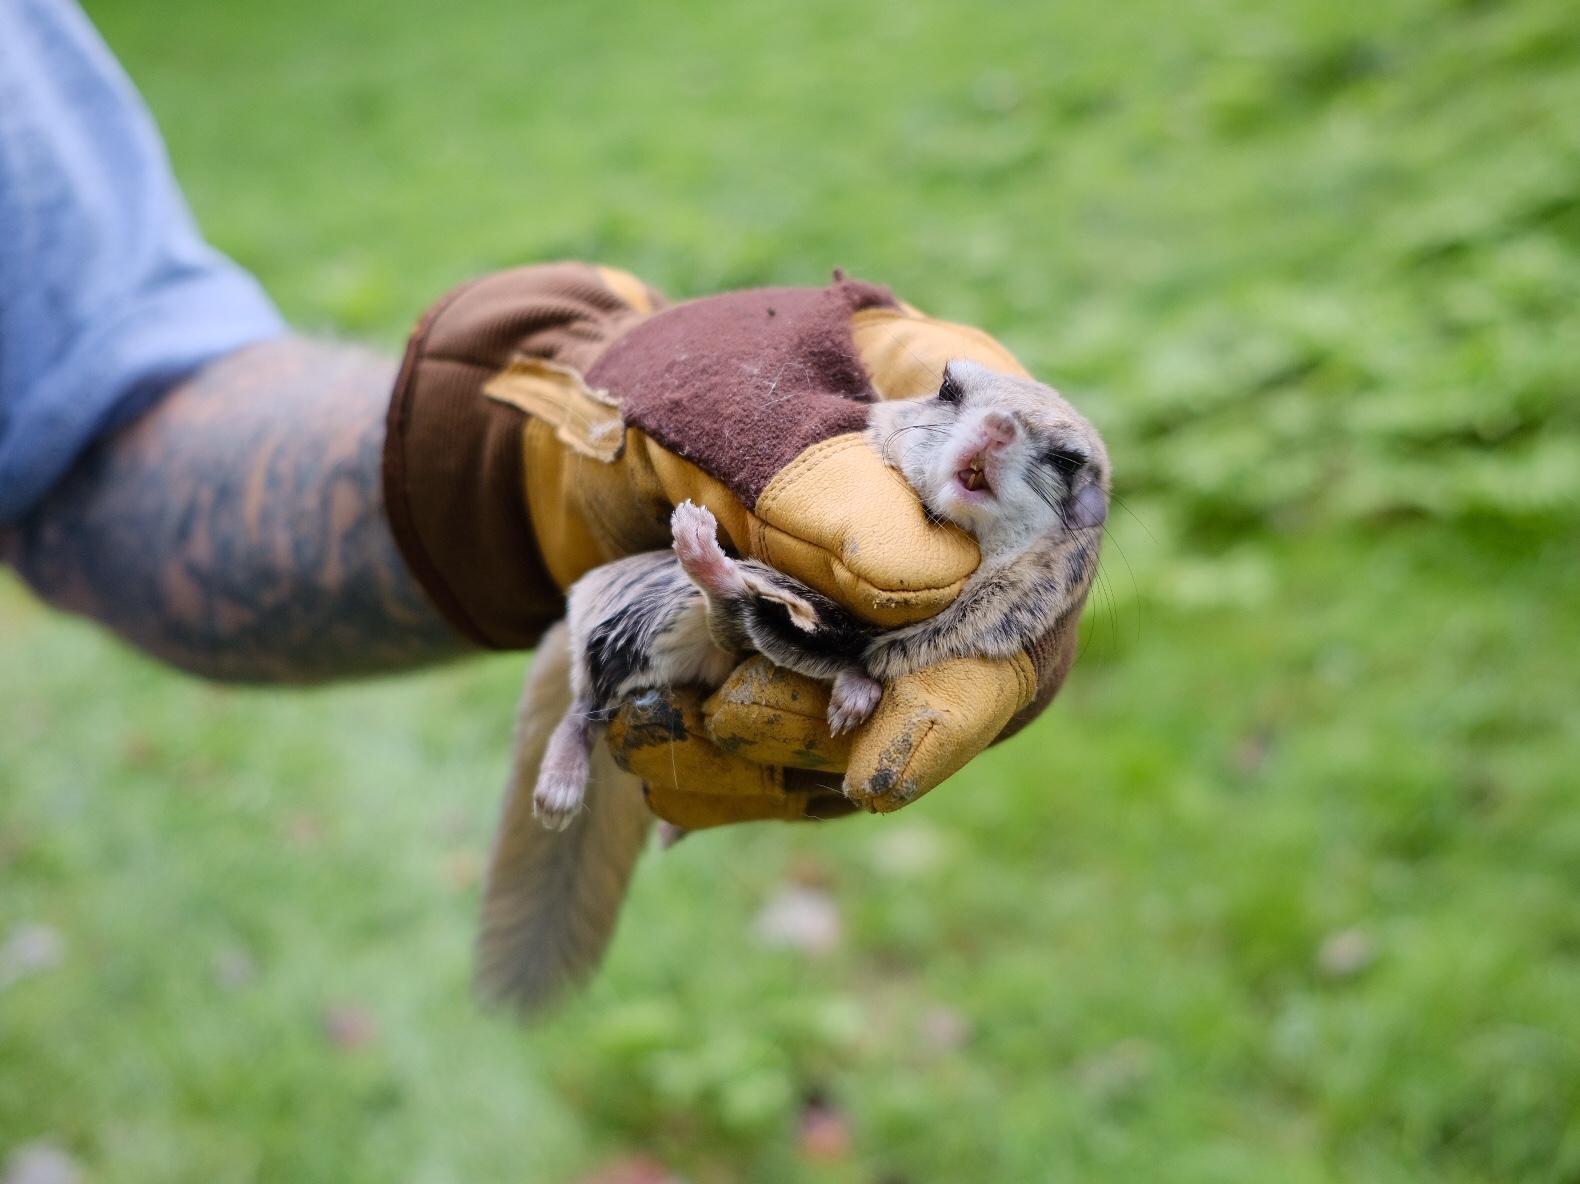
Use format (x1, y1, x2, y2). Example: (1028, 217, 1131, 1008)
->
(3, 0, 1578, 1179)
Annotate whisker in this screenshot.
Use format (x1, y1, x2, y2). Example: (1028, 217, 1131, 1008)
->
(1106, 490, 1155, 541)
(1098, 524, 1142, 649)
(1099, 565, 1119, 656)
(878, 422, 948, 469)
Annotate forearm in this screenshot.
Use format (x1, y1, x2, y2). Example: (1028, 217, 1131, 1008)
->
(5, 337, 472, 682)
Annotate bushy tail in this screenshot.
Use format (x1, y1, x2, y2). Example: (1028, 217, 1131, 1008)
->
(476, 622, 651, 1015)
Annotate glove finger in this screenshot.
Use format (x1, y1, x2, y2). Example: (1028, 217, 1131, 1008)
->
(702, 657, 850, 772)
(843, 653, 1037, 812)
(606, 688, 831, 830)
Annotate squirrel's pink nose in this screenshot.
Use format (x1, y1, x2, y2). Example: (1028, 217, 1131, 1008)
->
(979, 411, 1018, 449)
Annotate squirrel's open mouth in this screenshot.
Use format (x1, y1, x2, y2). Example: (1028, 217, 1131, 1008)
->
(956, 458, 994, 496)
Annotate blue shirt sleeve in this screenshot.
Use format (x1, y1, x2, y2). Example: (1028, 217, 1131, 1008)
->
(0, 0, 286, 525)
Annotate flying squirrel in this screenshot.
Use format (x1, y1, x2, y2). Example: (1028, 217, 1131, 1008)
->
(477, 359, 1109, 1012)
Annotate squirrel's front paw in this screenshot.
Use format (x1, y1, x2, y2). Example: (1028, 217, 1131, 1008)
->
(827, 671, 883, 737)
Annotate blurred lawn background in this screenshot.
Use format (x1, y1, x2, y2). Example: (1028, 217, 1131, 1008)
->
(3, 0, 1579, 1180)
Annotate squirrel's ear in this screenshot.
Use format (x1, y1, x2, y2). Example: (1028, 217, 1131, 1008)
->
(740, 572, 821, 633)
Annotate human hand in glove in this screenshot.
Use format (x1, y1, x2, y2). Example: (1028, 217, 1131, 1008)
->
(384, 264, 1095, 829)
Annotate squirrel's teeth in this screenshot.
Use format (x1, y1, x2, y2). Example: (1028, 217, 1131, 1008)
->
(959, 465, 989, 493)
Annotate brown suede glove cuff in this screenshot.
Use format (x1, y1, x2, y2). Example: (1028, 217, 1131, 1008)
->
(382, 263, 663, 648)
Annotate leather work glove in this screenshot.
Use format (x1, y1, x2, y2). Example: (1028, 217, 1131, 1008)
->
(383, 264, 1095, 828)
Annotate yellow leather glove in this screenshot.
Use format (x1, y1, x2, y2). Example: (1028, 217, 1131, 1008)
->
(383, 264, 1091, 826)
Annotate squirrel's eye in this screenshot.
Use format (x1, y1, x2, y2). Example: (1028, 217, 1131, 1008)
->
(937, 371, 963, 404)
(1044, 447, 1087, 478)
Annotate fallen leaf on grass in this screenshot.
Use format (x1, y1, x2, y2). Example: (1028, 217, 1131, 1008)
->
(322, 1004, 379, 1051)
(1074, 1038, 1155, 1102)
(752, 886, 841, 955)
(573, 1155, 680, 1184)
(284, 812, 324, 849)
(917, 1004, 972, 1053)
(1231, 726, 1276, 778)
(797, 1091, 853, 1163)
(120, 732, 159, 769)
(869, 822, 949, 878)
(785, 853, 836, 889)
(211, 945, 258, 990)
(1316, 928, 1377, 980)
(0, 923, 65, 989)
(1, 1141, 81, 1184)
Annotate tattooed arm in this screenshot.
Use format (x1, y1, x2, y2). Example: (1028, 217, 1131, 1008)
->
(3, 338, 473, 682)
